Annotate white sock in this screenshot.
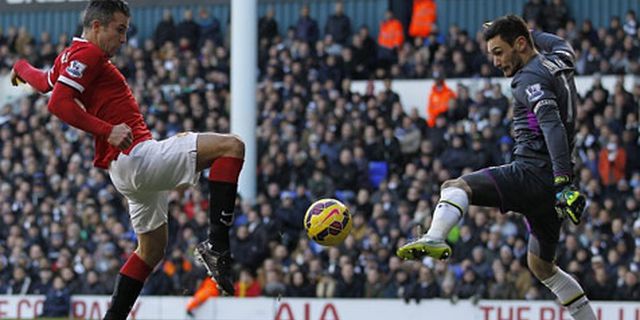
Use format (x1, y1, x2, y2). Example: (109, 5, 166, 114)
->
(426, 187, 468, 240)
(541, 269, 596, 320)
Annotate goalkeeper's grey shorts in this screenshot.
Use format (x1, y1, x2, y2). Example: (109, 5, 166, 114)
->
(460, 157, 562, 262)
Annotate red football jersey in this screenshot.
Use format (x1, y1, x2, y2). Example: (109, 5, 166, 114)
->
(49, 37, 152, 169)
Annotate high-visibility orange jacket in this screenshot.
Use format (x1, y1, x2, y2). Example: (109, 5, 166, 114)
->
(378, 18, 405, 49)
(427, 81, 456, 127)
(409, 0, 437, 38)
(186, 277, 220, 313)
(598, 147, 626, 186)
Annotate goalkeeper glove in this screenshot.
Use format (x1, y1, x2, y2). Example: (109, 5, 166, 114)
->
(554, 175, 586, 225)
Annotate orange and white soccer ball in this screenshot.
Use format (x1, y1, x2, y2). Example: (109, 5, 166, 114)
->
(304, 198, 352, 246)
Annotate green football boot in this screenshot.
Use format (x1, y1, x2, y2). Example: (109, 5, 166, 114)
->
(396, 236, 452, 260)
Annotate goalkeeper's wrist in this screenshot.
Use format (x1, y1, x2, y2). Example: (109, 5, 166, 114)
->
(554, 175, 571, 193)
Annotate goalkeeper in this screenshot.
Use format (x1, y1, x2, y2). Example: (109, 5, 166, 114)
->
(398, 15, 596, 320)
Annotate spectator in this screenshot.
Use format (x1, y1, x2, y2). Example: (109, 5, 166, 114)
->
(522, 0, 546, 29)
(7, 267, 31, 295)
(176, 9, 200, 51)
(409, 0, 437, 39)
(197, 8, 222, 47)
(409, 265, 440, 300)
(335, 262, 364, 297)
(363, 267, 386, 298)
(325, 1, 352, 45)
(40, 276, 71, 318)
(585, 265, 616, 300)
(455, 268, 485, 299)
(262, 269, 286, 297)
(295, 5, 319, 45)
(142, 267, 174, 295)
(154, 9, 176, 46)
(598, 135, 627, 190)
(488, 269, 518, 299)
(80, 270, 108, 294)
(426, 74, 456, 127)
(623, 10, 637, 37)
(258, 6, 279, 42)
(286, 270, 314, 297)
(315, 272, 337, 298)
(543, 0, 570, 33)
(356, 25, 377, 72)
(29, 267, 53, 295)
(377, 10, 405, 67)
(617, 271, 640, 301)
(235, 269, 261, 297)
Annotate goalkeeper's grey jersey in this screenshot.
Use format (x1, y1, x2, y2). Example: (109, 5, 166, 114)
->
(510, 31, 578, 177)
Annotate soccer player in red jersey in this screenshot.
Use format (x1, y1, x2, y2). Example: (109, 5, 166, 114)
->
(12, 1, 243, 319)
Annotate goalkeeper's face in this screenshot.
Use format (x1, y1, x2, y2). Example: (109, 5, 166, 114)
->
(487, 35, 526, 77)
(96, 12, 129, 57)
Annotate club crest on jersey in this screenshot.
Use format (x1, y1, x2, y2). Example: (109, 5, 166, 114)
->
(525, 83, 544, 103)
(66, 60, 87, 78)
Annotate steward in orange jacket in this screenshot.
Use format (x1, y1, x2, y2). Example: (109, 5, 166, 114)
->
(378, 10, 405, 49)
(409, 0, 437, 38)
(427, 77, 456, 127)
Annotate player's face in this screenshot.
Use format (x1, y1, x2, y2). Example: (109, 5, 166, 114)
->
(487, 35, 525, 77)
(97, 12, 129, 57)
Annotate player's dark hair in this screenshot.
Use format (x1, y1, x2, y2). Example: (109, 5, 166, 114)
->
(82, 0, 130, 28)
(483, 14, 533, 47)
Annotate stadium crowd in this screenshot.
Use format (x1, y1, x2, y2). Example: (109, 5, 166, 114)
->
(0, 1, 639, 311)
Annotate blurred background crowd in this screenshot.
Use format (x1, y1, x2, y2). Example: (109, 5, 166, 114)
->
(0, 0, 639, 309)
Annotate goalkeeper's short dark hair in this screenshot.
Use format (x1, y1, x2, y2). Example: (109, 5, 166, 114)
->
(83, 0, 130, 28)
(483, 14, 533, 48)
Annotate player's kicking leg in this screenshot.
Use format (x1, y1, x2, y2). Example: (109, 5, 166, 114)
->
(397, 178, 471, 260)
(398, 165, 506, 261)
(193, 133, 245, 296)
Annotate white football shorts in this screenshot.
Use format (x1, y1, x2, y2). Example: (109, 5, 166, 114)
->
(109, 132, 199, 234)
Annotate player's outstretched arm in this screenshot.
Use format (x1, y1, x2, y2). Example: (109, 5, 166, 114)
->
(531, 30, 575, 63)
(48, 83, 114, 139)
(12, 59, 53, 93)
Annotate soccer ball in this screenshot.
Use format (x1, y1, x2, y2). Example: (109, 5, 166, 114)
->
(304, 198, 352, 246)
